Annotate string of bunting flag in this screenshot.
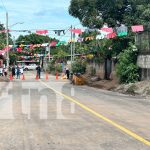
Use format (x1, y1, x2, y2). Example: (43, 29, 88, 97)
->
(17, 54, 50, 60)
(0, 24, 145, 56)
(0, 24, 144, 35)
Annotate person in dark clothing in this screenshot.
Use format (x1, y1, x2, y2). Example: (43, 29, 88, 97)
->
(12, 66, 16, 78)
(4, 68, 8, 77)
(36, 65, 41, 79)
(65, 67, 70, 79)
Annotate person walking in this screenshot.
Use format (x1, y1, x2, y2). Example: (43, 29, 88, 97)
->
(36, 65, 41, 79)
(65, 67, 70, 79)
(0, 67, 3, 76)
(20, 67, 24, 75)
(12, 65, 16, 78)
(16, 66, 20, 79)
(4, 67, 7, 77)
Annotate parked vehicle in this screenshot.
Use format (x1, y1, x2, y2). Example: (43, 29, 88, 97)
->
(24, 64, 37, 71)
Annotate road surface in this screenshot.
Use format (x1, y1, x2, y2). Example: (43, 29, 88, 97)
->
(0, 71, 150, 150)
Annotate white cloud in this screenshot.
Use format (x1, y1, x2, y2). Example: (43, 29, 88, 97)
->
(0, 0, 81, 38)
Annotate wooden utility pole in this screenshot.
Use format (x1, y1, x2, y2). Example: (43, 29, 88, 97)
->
(6, 12, 9, 68)
(70, 25, 73, 68)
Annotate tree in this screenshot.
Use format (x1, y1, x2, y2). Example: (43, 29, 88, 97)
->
(16, 33, 52, 45)
(69, 0, 102, 28)
(69, 0, 150, 28)
(69, 0, 150, 82)
(0, 24, 12, 50)
(53, 49, 68, 63)
(0, 24, 6, 50)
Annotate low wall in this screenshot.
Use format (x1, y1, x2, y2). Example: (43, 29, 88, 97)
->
(86, 61, 116, 79)
(137, 55, 150, 80)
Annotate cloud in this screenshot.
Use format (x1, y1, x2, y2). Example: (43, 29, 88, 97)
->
(34, 10, 48, 16)
(0, 0, 81, 38)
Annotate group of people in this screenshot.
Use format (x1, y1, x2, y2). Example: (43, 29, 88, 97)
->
(11, 65, 24, 79)
(0, 66, 8, 77)
(11, 64, 41, 80)
(1, 63, 70, 80)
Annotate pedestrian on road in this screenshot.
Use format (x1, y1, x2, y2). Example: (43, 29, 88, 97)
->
(12, 65, 16, 78)
(0, 67, 3, 76)
(16, 66, 20, 79)
(4, 67, 7, 77)
(36, 65, 41, 79)
(20, 67, 24, 75)
(65, 67, 70, 79)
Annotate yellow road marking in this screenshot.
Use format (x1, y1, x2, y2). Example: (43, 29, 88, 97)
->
(40, 80, 150, 147)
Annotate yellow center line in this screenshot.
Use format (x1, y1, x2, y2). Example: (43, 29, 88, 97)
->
(40, 80, 150, 147)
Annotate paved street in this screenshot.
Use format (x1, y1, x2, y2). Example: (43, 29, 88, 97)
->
(0, 71, 150, 150)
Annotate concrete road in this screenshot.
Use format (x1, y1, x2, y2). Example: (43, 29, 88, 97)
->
(0, 71, 150, 150)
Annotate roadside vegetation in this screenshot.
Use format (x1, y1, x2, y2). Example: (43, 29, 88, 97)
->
(0, 0, 149, 85)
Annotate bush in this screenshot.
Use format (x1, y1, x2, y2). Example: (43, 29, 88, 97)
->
(116, 43, 139, 83)
(48, 62, 55, 73)
(72, 59, 86, 74)
(48, 62, 62, 74)
(55, 64, 62, 73)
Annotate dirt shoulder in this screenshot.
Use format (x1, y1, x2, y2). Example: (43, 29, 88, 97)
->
(0, 76, 10, 82)
(82, 74, 119, 90)
(82, 74, 150, 98)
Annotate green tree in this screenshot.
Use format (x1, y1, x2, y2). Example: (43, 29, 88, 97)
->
(116, 43, 139, 83)
(53, 49, 68, 63)
(16, 34, 52, 45)
(69, 0, 150, 27)
(69, 0, 102, 28)
(0, 24, 12, 50)
(0, 24, 6, 50)
(72, 59, 86, 74)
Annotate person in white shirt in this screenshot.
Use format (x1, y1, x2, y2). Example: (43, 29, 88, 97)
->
(0, 67, 3, 76)
(20, 67, 23, 75)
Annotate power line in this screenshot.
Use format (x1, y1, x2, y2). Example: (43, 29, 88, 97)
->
(14, 24, 77, 31)
(10, 26, 73, 40)
(0, 0, 7, 12)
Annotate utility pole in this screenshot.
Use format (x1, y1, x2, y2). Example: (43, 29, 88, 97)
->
(48, 46, 51, 62)
(6, 12, 9, 68)
(13, 36, 15, 51)
(70, 25, 73, 68)
(73, 27, 76, 61)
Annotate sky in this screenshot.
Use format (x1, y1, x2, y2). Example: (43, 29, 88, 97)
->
(0, 0, 82, 41)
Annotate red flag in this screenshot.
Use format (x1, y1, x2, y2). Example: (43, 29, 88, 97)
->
(0, 46, 11, 55)
(0, 51, 4, 55)
(107, 32, 117, 39)
(36, 30, 48, 34)
(0, 30, 11, 33)
(3, 46, 11, 52)
(16, 47, 22, 52)
(101, 28, 113, 33)
(131, 25, 144, 32)
(50, 41, 57, 47)
(70, 29, 82, 34)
